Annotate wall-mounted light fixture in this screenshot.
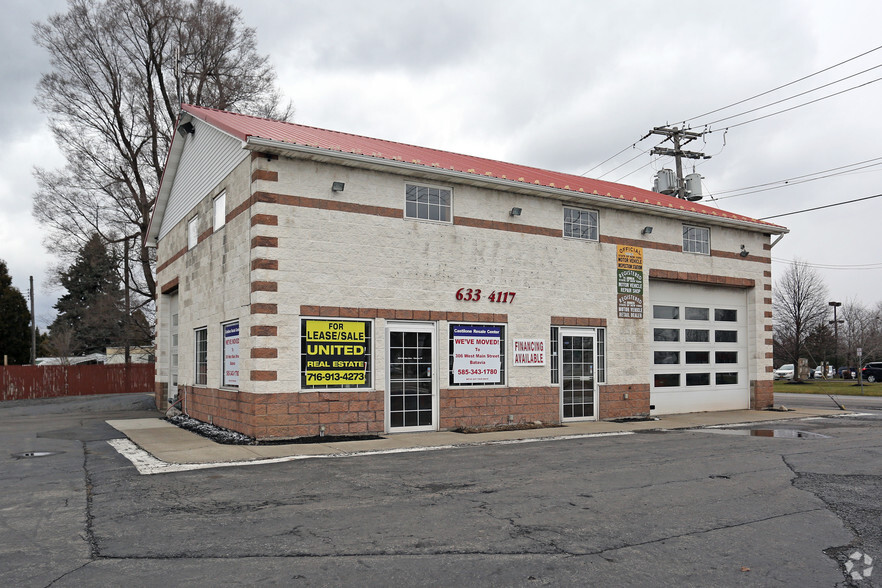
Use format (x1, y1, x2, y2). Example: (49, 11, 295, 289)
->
(641, 226, 653, 235)
(179, 121, 195, 135)
(739, 244, 749, 258)
(331, 181, 345, 192)
(509, 207, 522, 217)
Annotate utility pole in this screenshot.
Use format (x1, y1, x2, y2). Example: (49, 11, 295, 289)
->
(29, 276, 36, 364)
(648, 126, 711, 199)
(829, 301, 843, 374)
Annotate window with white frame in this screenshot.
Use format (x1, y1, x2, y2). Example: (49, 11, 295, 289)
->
(195, 327, 208, 385)
(213, 191, 226, 231)
(405, 183, 452, 222)
(188, 216, 199, 250)
(550, 326, 606, 384)
(682, 225, 710, 254)
(563, 207, 598, 241)
(449, 324, 505, 386)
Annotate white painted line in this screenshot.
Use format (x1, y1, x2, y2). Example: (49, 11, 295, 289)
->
(108, 430, 635, 475)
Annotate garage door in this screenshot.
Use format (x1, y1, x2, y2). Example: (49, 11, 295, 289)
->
(648, 281, 749, 414)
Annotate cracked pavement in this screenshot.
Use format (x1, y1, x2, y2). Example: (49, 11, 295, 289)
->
(2, 394, 881, 586)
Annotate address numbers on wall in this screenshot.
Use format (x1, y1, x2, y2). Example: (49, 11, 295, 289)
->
(455, 288, 517, 303)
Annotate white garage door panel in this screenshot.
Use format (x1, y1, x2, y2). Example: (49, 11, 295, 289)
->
(649, 281, 749, 415)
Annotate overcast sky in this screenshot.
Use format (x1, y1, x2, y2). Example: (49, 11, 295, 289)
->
(3, 0, 882, 330)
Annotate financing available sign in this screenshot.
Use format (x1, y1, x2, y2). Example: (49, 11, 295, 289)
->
(451, 324, 502, 385)
(512, 339, 545, 366)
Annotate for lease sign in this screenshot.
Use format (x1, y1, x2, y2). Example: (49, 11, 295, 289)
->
(303, 320, 368, 386)
(451, 325, 502, 385)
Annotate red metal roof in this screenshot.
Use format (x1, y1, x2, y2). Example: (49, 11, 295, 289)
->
(182, 104, 781, 229)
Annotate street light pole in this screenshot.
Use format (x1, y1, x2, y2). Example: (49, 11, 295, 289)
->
(829, 301, 843, 376)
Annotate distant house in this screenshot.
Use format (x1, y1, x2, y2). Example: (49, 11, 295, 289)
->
(146, 104, 787, 440)
(36, 353, 107, 366)
(104, 346, 155, 364)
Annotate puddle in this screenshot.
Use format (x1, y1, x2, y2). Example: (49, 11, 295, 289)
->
(696, 428, 830, 439)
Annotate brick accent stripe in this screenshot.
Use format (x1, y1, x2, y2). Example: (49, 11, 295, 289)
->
(160, 277, 179, 294)
(227, 198, 252, 224)
(251, 236, 279, 248)
(251, 281, 278, 292)
(197, 227, 213, 244)
(648, 269, 755, 288)
(251, 214, 278, 226)
(254, 191, 401, 219)
(600, 235, 680, 252)
(301, 305, 508, 323)
(454, 216, 560, 237)
(251, 348, 278, 358)
(251, 258, 279, 271)
(250, 370, 277, 381)
(157, 246, 186, 273)
(551, 316, 607, 327)
(251, 303, 278, 314)
(251, 325, 278, 336)
(251, 169, 279, 182)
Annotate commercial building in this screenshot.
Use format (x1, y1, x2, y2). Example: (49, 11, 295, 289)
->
(147, 104, 787, 439)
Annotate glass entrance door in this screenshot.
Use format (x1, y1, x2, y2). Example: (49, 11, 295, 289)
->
(560, 329, 597, 420)
(386, 323, 436, 431)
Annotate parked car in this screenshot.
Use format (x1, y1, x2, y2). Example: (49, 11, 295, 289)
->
(813, 365, 835, 379)
(862, 362, 882, 383)
(838, 367, 858, 380)
(774, 364, 794, 380)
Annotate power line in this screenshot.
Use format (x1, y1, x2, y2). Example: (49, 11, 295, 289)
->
(595, 142, 661, 179)
(693, 63, 882, 130)
(613, 156, 664, 183)
(712, 158, 882, 201)
(772, 257, 882, 270)
(678, 44, 882, 125)
(580, 134, 652, 177)
(759, 192, 882, 220)
(704, 75, 882, 134)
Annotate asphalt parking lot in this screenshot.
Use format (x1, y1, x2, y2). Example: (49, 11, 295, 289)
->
(2, 394, 880, 586)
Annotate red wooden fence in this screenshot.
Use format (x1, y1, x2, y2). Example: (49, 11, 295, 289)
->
(0, 364, 155, 402)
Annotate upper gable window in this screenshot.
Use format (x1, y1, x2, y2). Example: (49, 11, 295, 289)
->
(563, 207, 598, 241)
(405, 184, 451, 223)
(682, 225, 710, 255)
(213, 192, 226, 231)
(188, 216, 199, 250)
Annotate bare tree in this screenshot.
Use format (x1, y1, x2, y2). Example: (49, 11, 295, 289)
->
(840, 300, 882, 370)
(32, 0, 292, 306)
(773, 260, 829, 378)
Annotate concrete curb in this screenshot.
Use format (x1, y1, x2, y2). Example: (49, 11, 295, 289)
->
(106, 407, 850, 474)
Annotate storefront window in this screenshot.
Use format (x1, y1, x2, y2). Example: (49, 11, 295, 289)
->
(449, 324, 505, 386)
(194, 327, 207, 385)
(300, 319, 372, 389)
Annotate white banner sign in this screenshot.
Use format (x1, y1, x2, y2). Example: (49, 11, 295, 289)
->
(223, 322, 240, 387)
(512, 339, 545, 366)
(452, 325, 502, 384)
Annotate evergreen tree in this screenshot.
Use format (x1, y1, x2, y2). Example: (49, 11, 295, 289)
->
(0, 260, 31, 364)
(49, 234, 126, 355)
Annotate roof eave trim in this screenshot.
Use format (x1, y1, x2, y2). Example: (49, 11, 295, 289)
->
(245, 137, 787, 235)
(147, 114, 192, 245)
